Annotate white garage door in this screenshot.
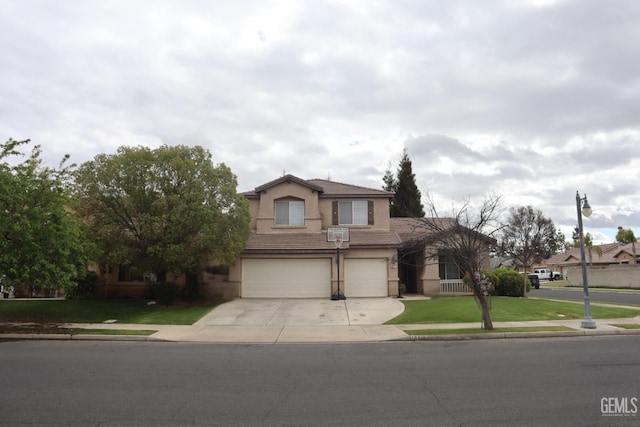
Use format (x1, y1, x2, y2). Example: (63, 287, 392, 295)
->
(344, 259, 388, 297)
(242, 258, 331, 298)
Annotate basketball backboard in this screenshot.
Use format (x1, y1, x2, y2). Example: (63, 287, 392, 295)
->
(327, 227, 350, 243)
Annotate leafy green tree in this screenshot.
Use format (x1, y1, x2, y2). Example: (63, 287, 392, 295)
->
(616, 227, 637, 244)
(572, 226, 602, 266)
(385, 148, 424, 217)
(499, 206, 558, 273)
(74, 145, 251, 296)
(556, 230, 570, 252)
(0, 138, 90, 295)
(616, 226, 637, 266)
(382, 162, 397, 193)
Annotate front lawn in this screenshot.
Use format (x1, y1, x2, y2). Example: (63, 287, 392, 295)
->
(385, 297, 640, 324)
(405, 326, 575, 335)
(0, 299, 223, 325)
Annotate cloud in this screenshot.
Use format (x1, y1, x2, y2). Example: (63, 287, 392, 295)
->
(1, 0, 639, 243)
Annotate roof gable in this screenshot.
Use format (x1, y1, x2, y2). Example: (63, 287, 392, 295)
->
(307, 179, 393, 198)
(254, 174, 324, 193)
(244, 175, 394, 199)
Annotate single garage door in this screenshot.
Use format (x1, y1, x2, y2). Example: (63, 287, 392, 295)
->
(242, 258, 331, 298)
(344, 258, 388, 297)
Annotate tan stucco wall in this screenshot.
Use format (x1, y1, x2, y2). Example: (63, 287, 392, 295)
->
(421, 259, 441, 296)
(252, 181, 323, 233)
(317, 197, 391, 230)
(566, 264, 640, 288)
(248, 180, 392, 234)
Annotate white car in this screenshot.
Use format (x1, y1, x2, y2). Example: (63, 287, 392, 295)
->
(533, 269, 562, 281)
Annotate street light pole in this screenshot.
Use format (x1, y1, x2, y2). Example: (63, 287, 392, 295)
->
(576, 191, 596, 329)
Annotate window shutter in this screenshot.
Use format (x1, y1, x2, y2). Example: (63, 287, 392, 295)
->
(332, 201, 339, 225)
(368, 200, 374, 225)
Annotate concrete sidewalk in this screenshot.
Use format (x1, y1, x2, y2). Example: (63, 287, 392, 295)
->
(4, 296, 640, 343)
(3, 316, 639, 344)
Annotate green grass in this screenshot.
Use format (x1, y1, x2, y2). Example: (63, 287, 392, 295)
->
(0, 325, 156, 336)
(543, 280, 569, 287)
(612, 324, 640, 330)
(0, 299, 223, 325)
(406, 326, 575, 335)
(385, 297, 640, 325)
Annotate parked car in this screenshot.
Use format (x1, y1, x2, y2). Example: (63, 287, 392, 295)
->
(527, 274, 540, 289)
(532, 268, 562, 281)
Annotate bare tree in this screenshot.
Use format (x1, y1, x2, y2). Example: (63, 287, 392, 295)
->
(403, 193, 501, 330)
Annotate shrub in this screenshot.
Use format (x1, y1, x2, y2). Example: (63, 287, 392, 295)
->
(205, 265, 229, 275)
(398, 282, 407, 297)
(146, 281, 180, 307)
(463, 273, 495, 295)
(66, 271, 104, 299)
(491, 267, 530, 297)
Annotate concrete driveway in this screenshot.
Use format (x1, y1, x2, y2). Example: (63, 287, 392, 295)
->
(194, 298, 405, 326)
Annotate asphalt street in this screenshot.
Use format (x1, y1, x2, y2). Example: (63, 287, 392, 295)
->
(532, 287, 640, 306)
(2, 337, 640, 426)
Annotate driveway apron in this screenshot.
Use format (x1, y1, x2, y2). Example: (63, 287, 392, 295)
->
(194, 298, 404, 327)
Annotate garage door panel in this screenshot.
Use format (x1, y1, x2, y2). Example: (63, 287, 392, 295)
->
(242, 259, 330, 298)
(345, 258, 388, 297)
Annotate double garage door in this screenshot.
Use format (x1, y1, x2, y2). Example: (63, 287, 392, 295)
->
(242, 258, 388, 298)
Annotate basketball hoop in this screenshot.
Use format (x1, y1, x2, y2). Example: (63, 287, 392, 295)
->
(327, 227, 349, 300)
(327, 227, 350, 246)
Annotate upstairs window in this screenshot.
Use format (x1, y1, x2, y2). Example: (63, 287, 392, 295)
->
(275, 200, 304, 226)
(333, 200, 374, 225)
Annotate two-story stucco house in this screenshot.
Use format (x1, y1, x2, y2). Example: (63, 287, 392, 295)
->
(227, 175, 402, 298)
(96, 174, 492, 299)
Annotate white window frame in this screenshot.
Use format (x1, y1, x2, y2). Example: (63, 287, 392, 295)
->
(439, 254, 463, 280)
(275, 200, 305, 226)
(338, 200, 368, 225)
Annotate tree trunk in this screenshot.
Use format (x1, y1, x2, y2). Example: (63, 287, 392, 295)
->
(477, 292, 494, 330)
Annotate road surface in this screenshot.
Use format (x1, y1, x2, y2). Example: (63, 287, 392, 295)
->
(1, 337, 639, 426)
(532, 286, 640, 306)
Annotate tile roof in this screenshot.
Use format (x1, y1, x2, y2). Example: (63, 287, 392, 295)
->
(253, 174, 324, 194)
(243, 230, 402, 253)
(307, 179, 394, 198)
(242, 175, 394, 199)
(389, 217, 497, 246)
(545, 242, 639, 266)
(390, 217, 456, 241)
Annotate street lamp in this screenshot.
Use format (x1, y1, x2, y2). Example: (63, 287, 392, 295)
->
(576, 191, 596, 329)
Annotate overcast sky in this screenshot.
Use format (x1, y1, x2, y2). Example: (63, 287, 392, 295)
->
(2, 0, 639, 244)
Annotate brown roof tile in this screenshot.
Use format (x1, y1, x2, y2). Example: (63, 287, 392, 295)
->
(307, 179, 393, 198)
(243, 230, 401, 254)
(242, 175, 393, 199)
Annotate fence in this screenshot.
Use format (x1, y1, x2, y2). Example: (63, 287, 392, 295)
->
(439, 279, 472, 295)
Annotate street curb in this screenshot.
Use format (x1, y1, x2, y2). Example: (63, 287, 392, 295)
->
(3, 329, 640, 343)
(407, 329, 640, 341)
(0, 334, 167, 342)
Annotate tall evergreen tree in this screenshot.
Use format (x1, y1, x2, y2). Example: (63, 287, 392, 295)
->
(389, 148, 425, 217)
(382, 162, 397, 193)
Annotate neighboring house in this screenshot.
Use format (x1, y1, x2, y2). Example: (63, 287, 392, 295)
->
(227, 175, 401, 298)
(545, 242, 640, 288)
(545, 242, 632, 274)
